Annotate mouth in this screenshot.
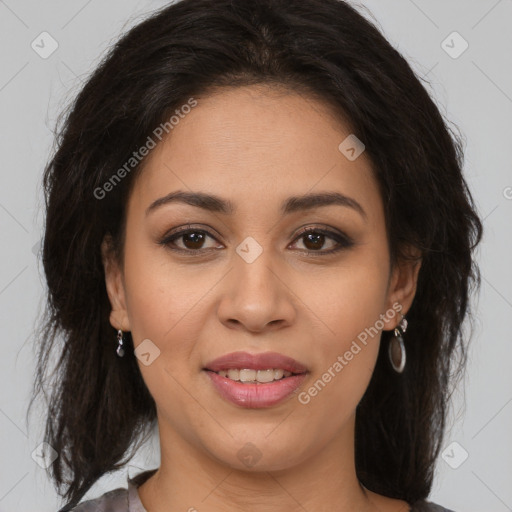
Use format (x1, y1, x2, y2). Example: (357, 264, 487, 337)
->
(202, 351, 308, 408)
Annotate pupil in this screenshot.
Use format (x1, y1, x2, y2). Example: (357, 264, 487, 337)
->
(184, 232, 204, 249)
(304, 233, 324, 250)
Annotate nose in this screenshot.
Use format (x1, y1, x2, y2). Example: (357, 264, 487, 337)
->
(217, 248, 296, 333)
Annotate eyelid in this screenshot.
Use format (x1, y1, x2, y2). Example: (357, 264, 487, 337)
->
(161, 223, 222, 241)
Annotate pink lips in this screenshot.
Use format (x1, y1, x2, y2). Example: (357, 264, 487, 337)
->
(204, 351, 308, 374)
(203, 351, 308, 409)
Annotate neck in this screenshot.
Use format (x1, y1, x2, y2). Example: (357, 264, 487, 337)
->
(137, 413, 382, 512)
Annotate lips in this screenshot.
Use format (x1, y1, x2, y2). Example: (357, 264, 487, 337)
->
(203, 351, 308, 374)
(203, 351, 309, 408)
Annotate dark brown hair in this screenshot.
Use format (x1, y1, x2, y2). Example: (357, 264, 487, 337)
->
(31, 0, 483, 509)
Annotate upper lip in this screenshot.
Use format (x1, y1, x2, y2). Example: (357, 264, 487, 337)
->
(204, 351, 308, 374)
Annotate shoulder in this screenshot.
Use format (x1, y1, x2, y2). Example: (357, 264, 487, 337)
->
(411, 500, 456, 512)
(64, 487, 128, 512)
(57, 468, 156, 512)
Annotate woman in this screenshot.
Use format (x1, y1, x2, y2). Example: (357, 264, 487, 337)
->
(33, 0, 483, 510)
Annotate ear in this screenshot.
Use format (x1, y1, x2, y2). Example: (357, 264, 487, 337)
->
(101, 234, 131, 332)
(383, 245, 422, 330)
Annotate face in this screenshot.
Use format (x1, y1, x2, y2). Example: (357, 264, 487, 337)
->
(103, 85, 420, 472)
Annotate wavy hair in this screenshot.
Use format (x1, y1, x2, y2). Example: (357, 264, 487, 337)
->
(31, 0, 483, 508)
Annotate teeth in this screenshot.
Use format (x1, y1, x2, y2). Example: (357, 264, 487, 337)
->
(215, 368, 294, 383)
(239, 369, 257, 382)
(253, 369, 274, 383)
(227, 369, 239, 381)
(274, 369, 284, 380)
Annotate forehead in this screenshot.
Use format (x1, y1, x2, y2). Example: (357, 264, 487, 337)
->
(129, 85, 382, 223)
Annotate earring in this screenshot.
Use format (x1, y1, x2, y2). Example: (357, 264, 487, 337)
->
(388, 312, 408, 373)
(116, 329, 125, 357)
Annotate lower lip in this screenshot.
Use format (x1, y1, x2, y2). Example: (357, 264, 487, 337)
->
(204, 370, 307, 408)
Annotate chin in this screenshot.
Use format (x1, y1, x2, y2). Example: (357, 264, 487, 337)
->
(203, 435, 310, 473)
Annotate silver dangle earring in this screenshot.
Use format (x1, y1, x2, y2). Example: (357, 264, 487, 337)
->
(116, 329, 125, 357)
(388, 312, 408, 373)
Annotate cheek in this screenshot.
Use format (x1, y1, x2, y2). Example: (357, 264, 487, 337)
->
(295, 274, 387, 431)
(293, 247, 390, 402)
(298, 254, 389, 350)
(122, 239, 204, 361)
(121, 244, 209, 428)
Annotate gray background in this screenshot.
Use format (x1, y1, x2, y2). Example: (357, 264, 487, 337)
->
(0, 1, 511, 511)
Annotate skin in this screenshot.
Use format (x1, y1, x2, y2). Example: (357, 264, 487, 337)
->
(103, 85, 421, 512)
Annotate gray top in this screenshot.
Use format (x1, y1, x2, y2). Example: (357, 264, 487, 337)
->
(65, 469, 455, 512)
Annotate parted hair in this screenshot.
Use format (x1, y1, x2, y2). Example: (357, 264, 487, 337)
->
(31, 0, 483, 508)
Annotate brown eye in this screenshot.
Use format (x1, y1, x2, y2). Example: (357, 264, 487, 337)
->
(302, 232, 327, 251)
(160, 227, 223, 253)
(290, 227, 354, 254)
(180, 232, 206, 250)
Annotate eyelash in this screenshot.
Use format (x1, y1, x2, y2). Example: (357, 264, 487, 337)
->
(158, 224, 354, 256)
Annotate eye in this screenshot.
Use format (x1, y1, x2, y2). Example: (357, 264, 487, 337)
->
(159, 224, 354, 256)
(159, 226, 223, 253)
(289, 227, 354, 254)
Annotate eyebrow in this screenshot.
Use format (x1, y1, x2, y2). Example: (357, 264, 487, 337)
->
(146, 190, 367, 220)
